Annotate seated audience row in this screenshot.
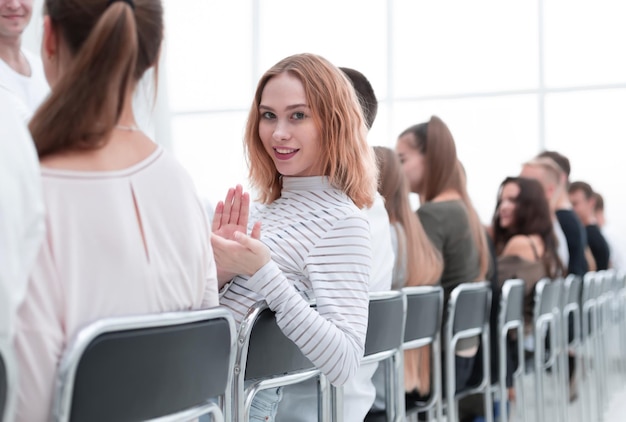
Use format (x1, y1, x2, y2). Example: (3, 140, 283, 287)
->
(2, 2, 621, 422)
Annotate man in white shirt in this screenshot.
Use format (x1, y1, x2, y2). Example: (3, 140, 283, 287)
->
(0, 84, 45, 339)
(0, 0, 50, 114)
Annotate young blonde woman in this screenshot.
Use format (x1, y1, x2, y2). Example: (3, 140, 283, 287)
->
(210, 53, 378, 421)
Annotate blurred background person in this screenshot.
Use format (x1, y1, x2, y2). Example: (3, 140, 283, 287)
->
(373, 145, 443, 407)
(593, 192, 624, 271)
(0, 0, 49, 114)
(569, 181, 611, 271)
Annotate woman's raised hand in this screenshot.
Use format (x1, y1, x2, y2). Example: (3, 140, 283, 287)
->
(212, 184, 250, 239)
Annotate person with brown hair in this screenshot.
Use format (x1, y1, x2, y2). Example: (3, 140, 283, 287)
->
(593, 191, 624, 271)
(210, 53, 378, 421)
(374, 145, 443, 398)
(490, 176, 564, 404)
(13, 1, 219, 420)
(569, 181, 611, 270)
(396, 115, 492, 394)
(535, 150, 589, 277)
(491, 177, 564, 331)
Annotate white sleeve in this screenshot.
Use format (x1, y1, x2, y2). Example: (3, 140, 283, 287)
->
(0, 87, 45, 338)
(246, 214, 371, 385)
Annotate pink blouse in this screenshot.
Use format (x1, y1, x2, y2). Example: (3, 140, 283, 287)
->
(13, 146, 218, 421)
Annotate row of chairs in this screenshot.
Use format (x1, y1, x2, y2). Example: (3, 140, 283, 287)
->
(0, 269, 623, 421)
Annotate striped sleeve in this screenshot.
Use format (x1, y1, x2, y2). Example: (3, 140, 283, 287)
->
(245, 213, 371, 385)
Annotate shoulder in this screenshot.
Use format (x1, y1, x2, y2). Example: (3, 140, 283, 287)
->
(501, 235, 541, 261)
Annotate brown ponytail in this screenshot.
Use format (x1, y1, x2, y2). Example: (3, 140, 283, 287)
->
(30, 0, 163, 158)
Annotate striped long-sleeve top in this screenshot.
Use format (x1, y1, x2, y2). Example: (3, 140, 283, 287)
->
(219, 176, 371, 385)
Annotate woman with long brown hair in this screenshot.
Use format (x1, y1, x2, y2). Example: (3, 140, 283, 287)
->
(14, 2, 218, 420)
(396, 115, 492, 396)
(374, 145, 443, 397)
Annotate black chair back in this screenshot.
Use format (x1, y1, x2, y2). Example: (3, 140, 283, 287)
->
(403, 286, 443, 347)
(0, 345, 6, 422)
(54, 307, 235, 422)
(244, 306, 314, 380)
(444, 281, 493, 422)
(364, 291, 405, 358)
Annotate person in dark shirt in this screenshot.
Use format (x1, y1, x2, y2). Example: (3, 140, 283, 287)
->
(536, 150, 588, 276)
(569, 181, 611, 270)
(520, 156, 588, 277)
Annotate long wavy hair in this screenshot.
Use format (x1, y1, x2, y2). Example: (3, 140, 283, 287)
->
(244, 53, 378, 208)
(492, 176, 564, 278)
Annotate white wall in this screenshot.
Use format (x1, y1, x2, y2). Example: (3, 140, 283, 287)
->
(23, 0, 626, 268)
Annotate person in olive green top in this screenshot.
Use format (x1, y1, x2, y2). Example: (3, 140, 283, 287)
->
(396, 115, 492, 398)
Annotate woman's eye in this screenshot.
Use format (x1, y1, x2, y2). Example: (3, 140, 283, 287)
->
(292, 112, 306, 120)
(262, 111, 276, 119)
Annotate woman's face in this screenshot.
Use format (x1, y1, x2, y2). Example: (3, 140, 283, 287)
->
(498, 182, 520, 229)
(396, 132, 425, 194)
(258, 72, 323, 177)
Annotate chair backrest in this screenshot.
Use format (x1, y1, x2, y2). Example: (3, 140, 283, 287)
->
(500, 279, 525, 328)
(562, 274, 583, 350)
(534, 277, 561, 318)
(496, 279, 525, 422)
(582, 271, 598, 304)
(402, 286, 443, 349)
(235, 300, 321, 421)
(564, 274, 582, 307)
(447, 281, 492, 343)
(363, 291, 406, 361)
(53, 307, 236, 422)
(0, 338, 13, 422)
(240, 304, 314, 380)
(0, 352, 5, 422)
(402, 286, 444, 421)
(240, 302, 316, 381)
(349, 291, 406, 422)
(443, 281, 493, 422)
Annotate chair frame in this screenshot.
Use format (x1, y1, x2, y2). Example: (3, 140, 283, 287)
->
(53, 307, 236, 422)
(581, 271, 600, 422)
(0, 337, 16, 422)
(233, 300, 323, 422)
(444, 281, 493, 422)
(495, 278, 526, 422)
(560, 274, 582, 421)
(531, 277, 563, 422)
(333, 290, 406, 422)
(402, 285, 444, 422)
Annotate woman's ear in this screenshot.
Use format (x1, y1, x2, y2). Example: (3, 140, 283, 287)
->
(42, 16, 57, 60)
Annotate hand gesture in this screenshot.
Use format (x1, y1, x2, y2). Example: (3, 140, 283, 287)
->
(211, 229, 269, 277)
(212, 184, 250, 240)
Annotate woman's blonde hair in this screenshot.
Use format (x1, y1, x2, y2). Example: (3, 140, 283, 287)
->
(244, 53, 377, 208)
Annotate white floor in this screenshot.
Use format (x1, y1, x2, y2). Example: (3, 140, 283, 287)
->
(504, 322, 626, 422)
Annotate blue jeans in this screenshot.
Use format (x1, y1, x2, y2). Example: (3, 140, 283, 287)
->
(199, 386, 283, 421)
(249, 387, 283, 421)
